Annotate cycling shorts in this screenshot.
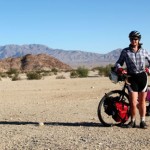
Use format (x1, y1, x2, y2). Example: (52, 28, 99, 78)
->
(128, 72, 148, 92)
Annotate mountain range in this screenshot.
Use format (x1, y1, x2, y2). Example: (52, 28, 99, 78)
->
(0, 44, 122, 68)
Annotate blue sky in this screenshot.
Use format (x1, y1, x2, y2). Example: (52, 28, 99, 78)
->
(0, 0, 150, 54)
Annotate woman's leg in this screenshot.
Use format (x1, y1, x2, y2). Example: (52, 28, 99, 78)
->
(129, 92, 138, 121)
(138, 92, 147, 118)
(138, 92, 147, 128)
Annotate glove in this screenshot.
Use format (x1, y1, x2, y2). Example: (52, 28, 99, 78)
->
(145, 68, 150, 74)
(117, 68, 127, 75)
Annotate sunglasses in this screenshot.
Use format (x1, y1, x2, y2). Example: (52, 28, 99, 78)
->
(130, 38, 139, 41)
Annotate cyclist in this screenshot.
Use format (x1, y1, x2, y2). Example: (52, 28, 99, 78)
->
(115, 30, 150, 129)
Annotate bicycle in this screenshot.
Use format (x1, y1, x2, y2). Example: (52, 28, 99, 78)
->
(97, 68, 150, 127)
(97, 69, 131, 127)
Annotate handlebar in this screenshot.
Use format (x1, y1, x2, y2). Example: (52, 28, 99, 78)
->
(110, 66, 149, 85)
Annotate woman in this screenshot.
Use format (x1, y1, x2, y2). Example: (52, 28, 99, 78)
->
(115, 30, 150, 129)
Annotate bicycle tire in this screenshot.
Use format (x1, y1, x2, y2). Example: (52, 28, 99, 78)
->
(97, 90, 130, 127)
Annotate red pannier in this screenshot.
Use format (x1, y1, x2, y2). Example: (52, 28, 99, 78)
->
(112, 101, 129, 123)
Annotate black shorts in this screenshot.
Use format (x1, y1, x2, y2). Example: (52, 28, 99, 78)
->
(128, 72, 148, 92)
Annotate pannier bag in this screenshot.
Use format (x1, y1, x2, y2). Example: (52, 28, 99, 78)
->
(104, 96, 129, 123)
(104, 96, 115, 116)
(112, 101, 129, 122)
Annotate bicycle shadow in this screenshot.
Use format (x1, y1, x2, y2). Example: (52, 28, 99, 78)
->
(0, 121, 39, 125)
(0, 121, 103, 127)
(44, 122, 102, 127)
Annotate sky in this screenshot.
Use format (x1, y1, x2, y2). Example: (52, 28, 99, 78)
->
(0, 0, 150, 54)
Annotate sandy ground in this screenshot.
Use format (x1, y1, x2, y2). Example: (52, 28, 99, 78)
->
(0, 72, 150, 150)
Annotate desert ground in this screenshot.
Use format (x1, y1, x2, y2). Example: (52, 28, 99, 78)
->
(0, 71, 150, 150)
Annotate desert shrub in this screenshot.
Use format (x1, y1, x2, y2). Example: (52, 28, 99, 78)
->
(97, 66, 105, 76)
(35, 70, 43, 74)
(36, 70, 52, 76)
(6, 68, 20, 79)
(12, 73, 21, 81)
(56, 75, 66, 79)
(70, 70, 78, 78)
(26, 72, 42, 80)
(0, 72, 8, 78)
(76, 67, 89, 78)
(104, 65, 113, 76)
(91, 67, 100, 72)
(7, 68, 19, 75)
(42, 71, 52, 76)
(51, 68, 58, 75)
(98, 64, 113, 77)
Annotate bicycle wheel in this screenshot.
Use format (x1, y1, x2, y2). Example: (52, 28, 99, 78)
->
(97, 90, 130, 127)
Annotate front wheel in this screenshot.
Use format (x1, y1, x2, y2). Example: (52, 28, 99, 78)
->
(97, 90, 130, 127)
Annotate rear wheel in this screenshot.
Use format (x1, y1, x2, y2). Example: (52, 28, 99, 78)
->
(97, 90, 130, 127)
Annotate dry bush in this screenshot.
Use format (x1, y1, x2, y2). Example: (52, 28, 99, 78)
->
(26, 72, 42, 80)
(56, 75, 66, 79)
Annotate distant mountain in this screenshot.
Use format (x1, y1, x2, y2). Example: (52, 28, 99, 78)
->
(0, 44, 122, 68)
(0, 53, 72, 72)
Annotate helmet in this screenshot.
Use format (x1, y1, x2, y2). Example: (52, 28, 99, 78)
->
(129, 30, 141, 40)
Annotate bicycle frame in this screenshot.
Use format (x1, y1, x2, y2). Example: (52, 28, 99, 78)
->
(119, 82, 129, 102)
